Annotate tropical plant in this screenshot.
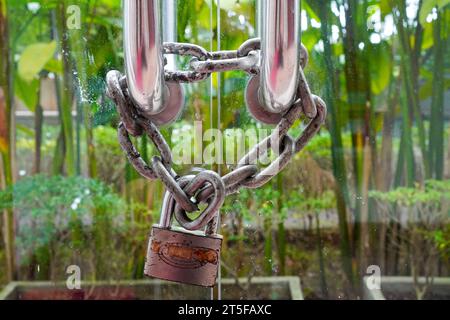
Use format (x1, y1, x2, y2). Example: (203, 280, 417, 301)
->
(0, 0, 448, 300)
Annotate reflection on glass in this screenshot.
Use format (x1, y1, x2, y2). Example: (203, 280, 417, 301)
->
(0, 0, 448, 301)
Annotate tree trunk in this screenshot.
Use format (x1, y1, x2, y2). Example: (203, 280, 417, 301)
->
(376, 74, 398, 191)
(339, 3, 372, 289)
(263, 214, 273, 275)
(33, 82, 43, 174)
(0, 0, 16, 281)
(53, 3, 76, 176)
(359, 138, 372, 273)
(276, 174, 286, 275)
(318, 0, 354, 293)
(68, 2, 97, 178)
(428, 12, 445, 180)
(394, 0, 428, 180)
(397, 84, 415, 187)
(315, 213, 328, 299)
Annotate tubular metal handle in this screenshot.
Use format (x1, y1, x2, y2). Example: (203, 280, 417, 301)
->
(259, 0, 301, 114)
(124, 0, 166, 115)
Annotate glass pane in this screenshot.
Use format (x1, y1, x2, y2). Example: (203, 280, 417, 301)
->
(0, 0, 449, 301)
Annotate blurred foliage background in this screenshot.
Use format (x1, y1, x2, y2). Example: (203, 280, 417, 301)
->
(0, 0, 449, 299)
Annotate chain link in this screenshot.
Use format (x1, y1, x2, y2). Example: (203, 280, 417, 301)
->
(190, 50, 259, 75)
(106, 38, 327, 231)
(163, 42, 211, 83)
(162, 39, 261, 83)
(174, 170, 225, 231)
(107, 71, 143, 137)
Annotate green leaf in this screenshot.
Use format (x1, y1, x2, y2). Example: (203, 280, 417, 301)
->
(419, 79, 433, 100)
(44, 58, 63, 75)
(98, 0, 122, 9)
(420, 0, 437, 25)
(18, 41, 57, 82)
(302, 28, 320, 51)
(332, 43, 343, 56)
(420, 78, 450, 100)
(303, 1, 320, 22)
(16, 124, 35, 137)
(14, 75, 38, 112)
(422, 22, 434, 49)
(370, 42, 392, 95)
(216, 0, 252, 11)
(380, 0, 392, 17)
(419, 0, 450, 25)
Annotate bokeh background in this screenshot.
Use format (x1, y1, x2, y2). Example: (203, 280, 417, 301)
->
(0, 0, 449, 299)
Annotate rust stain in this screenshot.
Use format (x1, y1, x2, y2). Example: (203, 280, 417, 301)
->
(167, 245, 193, 260)
(151, 240, 162, 253)
(193, 247, 218, 264)
(151, 241, 218, 265)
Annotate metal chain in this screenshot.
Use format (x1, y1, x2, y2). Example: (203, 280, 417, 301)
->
(163, 39, 261, 83)
(106, 38, 327, 231)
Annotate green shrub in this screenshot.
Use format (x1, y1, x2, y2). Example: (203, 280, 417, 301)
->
(93, 126, 127, 189)
(369, 180, 450, 299)
(370, 180, 450, 207)
(0, 175, 152, 281)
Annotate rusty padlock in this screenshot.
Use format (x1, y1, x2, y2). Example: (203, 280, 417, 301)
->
(144, 173, 225, 287)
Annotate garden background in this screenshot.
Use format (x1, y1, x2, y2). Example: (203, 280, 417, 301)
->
(0, 0, 449, 299)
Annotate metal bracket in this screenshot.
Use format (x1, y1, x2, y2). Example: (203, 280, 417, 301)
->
(123, 0, 184, 125)
(259, 0, 301, 114)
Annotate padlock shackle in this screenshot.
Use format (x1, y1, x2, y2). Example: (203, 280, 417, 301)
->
(159, 191, 173, 228)
(159, 175, 194, 228)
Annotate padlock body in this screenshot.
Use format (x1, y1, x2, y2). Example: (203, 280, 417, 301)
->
(144, 225, 222, 287)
